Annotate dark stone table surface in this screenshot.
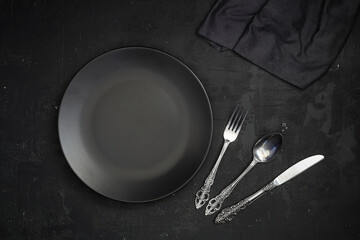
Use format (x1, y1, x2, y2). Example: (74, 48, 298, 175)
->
(1, 1, 359, 239)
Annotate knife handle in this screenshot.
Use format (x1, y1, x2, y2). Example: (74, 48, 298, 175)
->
(215, 181, 277, 224)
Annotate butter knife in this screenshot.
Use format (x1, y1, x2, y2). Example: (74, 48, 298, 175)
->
(215, 154, 325, 224)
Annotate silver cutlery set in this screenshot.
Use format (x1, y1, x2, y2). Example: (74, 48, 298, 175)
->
(195, 105, 324, 224)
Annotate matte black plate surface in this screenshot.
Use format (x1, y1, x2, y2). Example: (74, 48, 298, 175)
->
(58, 47, 213, 202)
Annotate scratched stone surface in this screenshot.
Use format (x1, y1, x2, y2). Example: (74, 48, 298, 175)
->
(0, 0, 360, 239)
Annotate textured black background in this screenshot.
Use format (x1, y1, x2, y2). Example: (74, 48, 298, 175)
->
(1, 0, 360, 239)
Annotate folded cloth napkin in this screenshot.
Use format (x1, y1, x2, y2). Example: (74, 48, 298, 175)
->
(198, 0, 360, 88)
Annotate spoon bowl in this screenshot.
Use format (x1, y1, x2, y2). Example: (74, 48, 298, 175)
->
(253, 133, 283, 163)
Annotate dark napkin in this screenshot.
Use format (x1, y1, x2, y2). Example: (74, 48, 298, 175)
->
(198, 0, 360, 88)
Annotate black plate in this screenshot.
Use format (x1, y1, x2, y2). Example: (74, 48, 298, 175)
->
(58, 47, 213, 202)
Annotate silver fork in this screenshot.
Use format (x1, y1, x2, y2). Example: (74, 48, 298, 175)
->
(195, 105, 248, 209)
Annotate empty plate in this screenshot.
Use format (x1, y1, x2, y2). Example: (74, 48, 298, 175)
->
(58, 47, 213, 202)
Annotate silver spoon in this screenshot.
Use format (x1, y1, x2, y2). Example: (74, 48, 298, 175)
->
(205, 132, 283, 215)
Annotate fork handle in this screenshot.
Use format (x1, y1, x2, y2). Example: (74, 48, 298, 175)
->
(195, 140, 230, 209)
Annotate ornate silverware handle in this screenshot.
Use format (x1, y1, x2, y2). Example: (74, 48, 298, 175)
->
(215, 181, 277, 224)
(195, 140, 230, 209)
(205, 159, 257, 215)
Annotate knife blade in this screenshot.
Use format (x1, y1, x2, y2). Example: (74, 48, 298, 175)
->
(273, 154, 324, 186)
(215, 154, 325, 224)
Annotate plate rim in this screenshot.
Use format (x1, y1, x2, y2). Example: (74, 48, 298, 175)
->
(58, 46, 213, 202)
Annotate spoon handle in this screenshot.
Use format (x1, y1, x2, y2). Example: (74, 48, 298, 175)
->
(215, 181, 277, 224)
(205, 159, 257, 215)
(195, 140, 230, 209)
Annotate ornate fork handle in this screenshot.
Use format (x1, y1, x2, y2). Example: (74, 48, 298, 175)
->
(215, 181, 277, 224)
(205, 159, 257, 215)
(195, 141, 230, 209)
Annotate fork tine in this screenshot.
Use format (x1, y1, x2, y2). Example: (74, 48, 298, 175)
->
(230, 107, 242, 131)
(226, 105, 240, 129)
(233, 108, 245, 131)
(235, 108, 248, 132)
